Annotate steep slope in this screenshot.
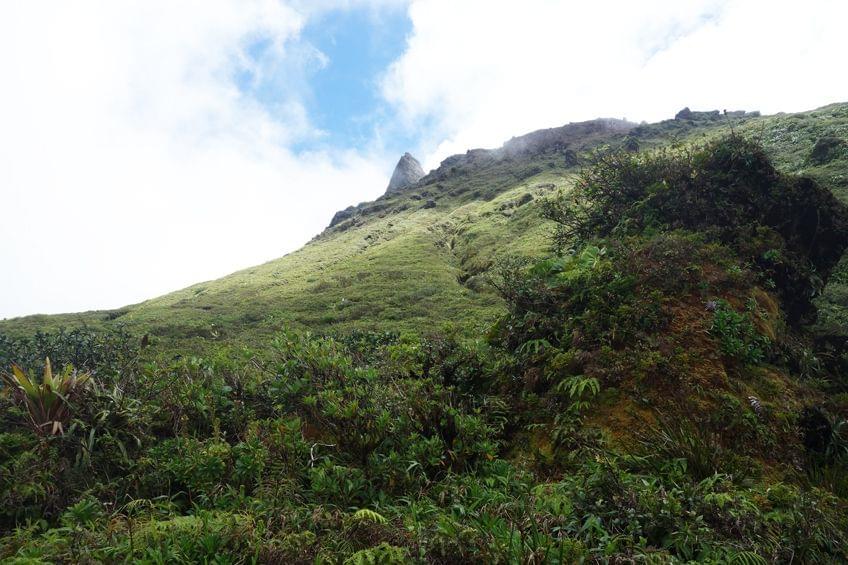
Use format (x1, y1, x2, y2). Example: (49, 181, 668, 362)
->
(3, 105, 848, 563)
(2, 104, 847, 351)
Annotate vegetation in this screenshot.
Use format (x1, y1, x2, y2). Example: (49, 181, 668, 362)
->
(2, 358, 90, 436)
(2, 106, 848, 562)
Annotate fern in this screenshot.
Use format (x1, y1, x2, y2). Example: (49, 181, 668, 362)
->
(351, 508, 387, 525)
(554, 375, 600, 413)
(517, 338, 551, 356)
(556, 375, 600, 400)
(344, 542, 407, 565)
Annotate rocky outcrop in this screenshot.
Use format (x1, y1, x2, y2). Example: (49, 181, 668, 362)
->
(418, 118, 635, 185)
(675, 107, 694, 120)
(501, 118, 634, 157)
(329, 206, 356, 228)
(810, 136, 846, 164)
(674, 107, 760, 121)
(386, 153, 425, 194)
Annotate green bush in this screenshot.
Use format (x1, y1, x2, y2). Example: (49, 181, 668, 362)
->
(139, 438, 232, 500)
(709, 300, 770, 364)
(543, 135, 848, 323)
(0, 327, 140, 378)
(309, 463, 370, 507)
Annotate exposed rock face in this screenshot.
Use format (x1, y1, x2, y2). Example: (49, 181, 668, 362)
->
(386, 153, 425, 193)
(810, 136, 846, 164)
(418, 118, 635, 185)
(675, 107, 694, 120)
(501, 118, 633, 157)
(329, 206, 355, 228)
(674, 107, 760, 121)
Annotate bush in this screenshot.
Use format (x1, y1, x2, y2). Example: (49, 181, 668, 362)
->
(0, 327, 140, 378)
(709, 300, 770, 364)
(139, 438, 233, 501)
(543, 136, 848, 323)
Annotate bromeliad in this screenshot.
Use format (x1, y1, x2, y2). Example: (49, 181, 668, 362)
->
(2, 357, 90, 436)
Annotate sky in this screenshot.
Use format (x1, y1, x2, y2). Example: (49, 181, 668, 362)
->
(1, 0, 846, 319)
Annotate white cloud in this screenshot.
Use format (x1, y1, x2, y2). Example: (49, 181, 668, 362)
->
(0, 1, 391, 318)
(384, 0, 848, 169)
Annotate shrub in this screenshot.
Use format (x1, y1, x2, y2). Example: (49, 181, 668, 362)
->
(543, 135, 848, 323)
(139, 438, 233, 501)
(709, 300, 770, 364)
(0, 327, 139, 378)
(309, 463, 370, 507)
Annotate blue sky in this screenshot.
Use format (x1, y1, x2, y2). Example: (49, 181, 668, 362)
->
(236, 5, 414, 155)
(1, 0, 846, 318)
(299, 7, 412, 150)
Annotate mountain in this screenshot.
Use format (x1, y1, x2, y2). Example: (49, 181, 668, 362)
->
(2, 103, 848, 562)
(3, 104, 846, 351)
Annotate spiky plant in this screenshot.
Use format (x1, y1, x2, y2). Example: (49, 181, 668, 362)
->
(2, 357, 90, 436)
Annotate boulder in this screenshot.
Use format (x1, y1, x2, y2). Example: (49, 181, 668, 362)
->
(810, 136, 846, 164)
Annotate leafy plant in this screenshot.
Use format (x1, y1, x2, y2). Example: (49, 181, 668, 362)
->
(639, 415, 728, 481)
(344, 542, 408, 565)
(351, 508, 388, 525)
(2, 358, 90, 435)
(709, 300, 770, 364)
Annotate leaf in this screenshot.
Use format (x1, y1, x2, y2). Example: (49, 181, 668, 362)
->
(352, 508, 387, 525)
(43, 357, 53, 386)
(11, 364, 38, 398)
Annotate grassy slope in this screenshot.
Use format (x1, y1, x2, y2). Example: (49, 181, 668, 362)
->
(2, 103, 847, 347)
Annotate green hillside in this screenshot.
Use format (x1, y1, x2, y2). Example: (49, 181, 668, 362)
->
(2, 104, 848, 563)
(4, 104, 847, 351)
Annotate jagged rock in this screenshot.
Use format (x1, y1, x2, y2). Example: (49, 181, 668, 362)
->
(675, 107, 758, 122)
(564, 149, 579, 167)
(810, 136, 846, 164)
(674, 107, 719, 121)
(418, 118, 634, 185)
(422, 199, 437, 209)
(726, 110, 760, 118)
(329, 206, 355, 228)
(502, 118, 633, 157)
(675, 107, 693, 120)
(386, 153, 425, 193)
